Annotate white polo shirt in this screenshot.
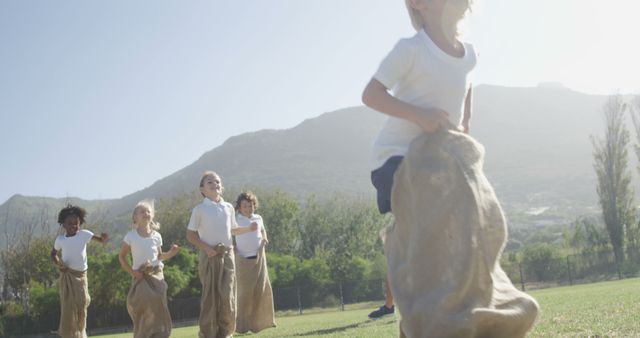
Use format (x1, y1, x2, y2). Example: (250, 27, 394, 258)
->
(370, 29, 477, 170)
(54, 229, 94, 271)
(187, 197, 237, 247)
(235, 213, 264, 257)
(123, 229, 164, 270)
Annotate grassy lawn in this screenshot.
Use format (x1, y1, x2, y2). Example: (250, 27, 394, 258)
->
(99, 278, 640, 337)
(527, 278, 640, 337)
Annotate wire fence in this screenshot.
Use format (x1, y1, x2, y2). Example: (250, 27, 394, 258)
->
(501, 249, 640, 291)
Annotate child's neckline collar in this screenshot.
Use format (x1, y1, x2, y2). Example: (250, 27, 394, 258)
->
(204, 196, 224, 204)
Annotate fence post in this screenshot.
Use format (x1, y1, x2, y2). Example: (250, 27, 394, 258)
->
(339, 281, 345, 311)
(566, 256, 573, 285)
(519, 263, 525, 291)
(296, 285, 303, 315)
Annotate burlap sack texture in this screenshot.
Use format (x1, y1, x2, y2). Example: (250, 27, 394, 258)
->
(235, 245, 276, 334)
(58, 269, 90, 338)
(385, 130, 539, 338)
(198, 245, 237, 338)
(126, 265, 172, 338)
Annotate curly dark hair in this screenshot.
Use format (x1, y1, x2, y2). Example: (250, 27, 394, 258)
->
(235, 191, 259, 211)
(57, 204, 87, 225)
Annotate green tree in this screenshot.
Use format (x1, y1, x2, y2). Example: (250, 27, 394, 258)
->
(521, 243, 564, 281)
(563, 218, 609, 254)
(266, 253, 300, 287)
(325, 197, 384, 281)
(1, 236, 57, 296)
(163, 248, 199, 298)
(297, 195, 333, 259)
(28, 281, 58, 319)
(592, 94, 634, 265)
(626, 94, 640, 258)
(258, 190, 300, 255)
(87, 252, 131, 308)
(156, 193, 200, 248)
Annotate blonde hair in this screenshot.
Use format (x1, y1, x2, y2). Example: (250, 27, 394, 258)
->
(199, 171, 224, 197)
(132, 199, 160, 230)
(405, 0, 473, 39)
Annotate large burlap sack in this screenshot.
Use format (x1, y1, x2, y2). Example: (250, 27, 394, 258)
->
(198, 246, 236, 338)
(126, 265, 172, 338)
(58, 269, 90, 338)
(235, 245, 276, 333)
(385, 130, 539, 338)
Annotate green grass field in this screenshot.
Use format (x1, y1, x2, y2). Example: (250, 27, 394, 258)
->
(100, 278, 640, 337)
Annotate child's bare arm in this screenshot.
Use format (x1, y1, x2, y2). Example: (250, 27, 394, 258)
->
(362, 79, 450, 133)
(50, 248, 59, 264)
(231, 222, 258, 235)
(461, 86, 473, 134)
(186, 230, 217, 257)
(119, 243, 142, 280)
(50, 248, 66, 271)
(158, 245, 179, 261)
(92, 232, 109, 243)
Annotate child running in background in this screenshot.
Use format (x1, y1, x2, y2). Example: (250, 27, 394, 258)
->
(50, 204, 109, 338)
(119, 200, 179, 338)
(186, 171, 258, 338)
(234, 191, 276, 334)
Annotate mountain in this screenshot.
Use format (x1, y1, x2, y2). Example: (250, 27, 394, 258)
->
(0, 194, 113, 248)
(471, 85, 607, 210)
(1, 85, 615, 243)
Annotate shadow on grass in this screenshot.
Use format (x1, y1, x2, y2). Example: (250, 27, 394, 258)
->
(289, 319, 395, 337)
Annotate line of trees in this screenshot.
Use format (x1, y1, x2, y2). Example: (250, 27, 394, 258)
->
(592, 95, 640, 268)
(0, 190, 389, 335)
(502, 95, 640, 286)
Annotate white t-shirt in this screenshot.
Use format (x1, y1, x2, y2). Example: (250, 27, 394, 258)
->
(370, 29, 477, 170)
(54, 229, 94, 271)
(187, 197, 237, 247)
(235, 213, 264, 257)
(123, 229, 164, 270)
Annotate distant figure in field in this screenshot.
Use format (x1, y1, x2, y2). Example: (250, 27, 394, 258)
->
(50, 204, 109, 338)
(233, 191, 276, 334)
(362, 0, 539, 336)
(119, 200, 179, 338)
(186, 171, 258, 338)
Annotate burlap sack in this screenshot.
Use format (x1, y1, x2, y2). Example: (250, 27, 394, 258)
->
(126, 265, 172, 338)
(235, 245, 276, 333)
(385, 130, 539, 338)
(58, 269, 90, 338)
(198, 246, 236, 338)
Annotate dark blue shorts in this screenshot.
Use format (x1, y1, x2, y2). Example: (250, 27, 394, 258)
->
(370, 156, 404, 214)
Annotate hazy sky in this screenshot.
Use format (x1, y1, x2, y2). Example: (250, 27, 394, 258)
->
(1, 0, 639, 204)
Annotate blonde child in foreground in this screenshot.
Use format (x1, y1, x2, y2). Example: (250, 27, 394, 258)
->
(363, 0, 475, 324)
(119, 200, 179, 338)
(363, 0, 538, 336)
(51, 204, 108, 338)
(234, 191, 276, 333)
(186, 171, 258, 338)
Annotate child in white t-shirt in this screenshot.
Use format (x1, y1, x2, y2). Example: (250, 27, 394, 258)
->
(119, 200, 178, 338)
(50, 204, 109, 338)
(234, 192, 268, 259)
(363, 2, 538, 337)
(186, 171, 258, 338)
(234, 191, 275, 333)
(362, 0, 476, 331)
